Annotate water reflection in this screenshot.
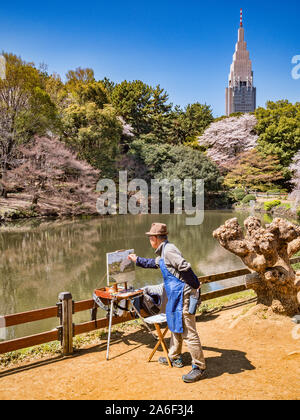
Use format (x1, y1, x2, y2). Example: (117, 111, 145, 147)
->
(0, 211, 257, 339)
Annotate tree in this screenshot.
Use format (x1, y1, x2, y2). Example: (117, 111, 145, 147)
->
(213, 217, 300, 316)
(111, 80, 153, 136)
(183, 103, 214, 137)
(7, 136, 100, 215)
(62, 103, 122, 178)
(65, 67, 109, 109)
(45, 72, 68, 110)
(147, 85, 173, 142)
(129, 139, 223, 192)
(66, 67, 95, 85)
(224, 149, 284, 191)
(168, 103, 214, 145)
(0, 53, 59, 196)
(289, 152, 300, 203)
(255, 100, 300, 167)
(198, 114, 258, 169)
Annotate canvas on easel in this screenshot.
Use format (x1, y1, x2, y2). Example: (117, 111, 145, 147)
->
(106, 249, 135, 287)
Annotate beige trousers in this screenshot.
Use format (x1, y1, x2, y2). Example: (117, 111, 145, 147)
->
(168, 288, 206, 370)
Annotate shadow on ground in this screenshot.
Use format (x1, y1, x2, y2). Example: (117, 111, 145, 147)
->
(0, 320, 255, 380)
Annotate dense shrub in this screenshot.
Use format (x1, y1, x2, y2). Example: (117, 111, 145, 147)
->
(264, 200, 282, 212)
(231, 188, 247, 202)
(242, 194, 257, 204)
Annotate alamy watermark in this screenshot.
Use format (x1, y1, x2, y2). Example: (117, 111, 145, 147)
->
(96, 171, 204, 226)
(292, 55, 300, 80)
(0, 54, 6, 80)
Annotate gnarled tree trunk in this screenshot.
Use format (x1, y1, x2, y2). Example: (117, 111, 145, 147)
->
(213, 217, 300, 315)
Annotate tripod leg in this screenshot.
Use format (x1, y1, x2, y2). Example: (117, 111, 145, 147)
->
(106, 299, 114, 361)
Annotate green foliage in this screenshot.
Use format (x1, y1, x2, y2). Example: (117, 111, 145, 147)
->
(242, 194, 257, 204)
(214, 112, 245, 123)
(267, 188, 285, 194)
(280, 203, 291, 210)
(230, 188, 247, 202)
(111, 80, 153, 136)
(62, 103, 122, 178)
(264, 200, 282, 212)
(129, 139, 223, 192)
(0, 53, 60, 144)
(255, 100, 300, 168)
(224, 149, 284, 191)
(168, 103, 214, 144)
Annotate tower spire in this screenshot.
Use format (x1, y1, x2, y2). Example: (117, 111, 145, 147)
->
(225, 8, 256, 115)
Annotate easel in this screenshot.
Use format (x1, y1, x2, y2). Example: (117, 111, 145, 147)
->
(94, 282, 156, 360)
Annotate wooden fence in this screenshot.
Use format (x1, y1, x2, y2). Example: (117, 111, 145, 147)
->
(1, 256, 300, 356)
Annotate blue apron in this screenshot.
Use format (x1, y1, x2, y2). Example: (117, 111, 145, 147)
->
(159, 242, 185, 334)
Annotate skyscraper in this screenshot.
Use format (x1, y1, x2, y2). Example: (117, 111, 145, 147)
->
(225, 9, 256, 116)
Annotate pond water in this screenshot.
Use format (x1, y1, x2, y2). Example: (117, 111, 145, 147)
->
(0, 211, 272, 340)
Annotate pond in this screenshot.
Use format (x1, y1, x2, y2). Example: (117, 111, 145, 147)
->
(0, 211, 268, 340)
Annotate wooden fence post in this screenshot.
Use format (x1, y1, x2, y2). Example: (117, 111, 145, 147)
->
(58, 292, 74, 356)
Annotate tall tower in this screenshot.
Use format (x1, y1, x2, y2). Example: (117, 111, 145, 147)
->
(225, 9, 256, 116)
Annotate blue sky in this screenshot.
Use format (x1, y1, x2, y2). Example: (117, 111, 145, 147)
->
(1, 0, 299, 116)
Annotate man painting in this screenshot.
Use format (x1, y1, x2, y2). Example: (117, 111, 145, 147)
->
(128, 223, 206, 383)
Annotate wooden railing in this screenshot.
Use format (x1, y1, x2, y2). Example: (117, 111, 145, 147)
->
(1, 256, 299, 357)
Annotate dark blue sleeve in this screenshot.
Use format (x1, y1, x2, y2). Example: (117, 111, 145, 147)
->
(136, 257, 158, 269)
(181, 268, 200, 290)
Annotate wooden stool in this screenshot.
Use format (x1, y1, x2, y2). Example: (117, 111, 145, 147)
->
(144, 314, 172, 368)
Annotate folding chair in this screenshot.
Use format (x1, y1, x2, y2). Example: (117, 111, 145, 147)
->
(144, 313, 172, 368)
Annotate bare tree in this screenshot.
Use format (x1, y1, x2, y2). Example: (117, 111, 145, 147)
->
(8, 136, 100, 216)
(0, 53, 58, 197)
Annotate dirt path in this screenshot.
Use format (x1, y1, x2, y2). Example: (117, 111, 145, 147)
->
(0, 303, 299, 400)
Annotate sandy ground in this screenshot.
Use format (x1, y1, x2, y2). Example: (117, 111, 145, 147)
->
(0, 302, 299, 400)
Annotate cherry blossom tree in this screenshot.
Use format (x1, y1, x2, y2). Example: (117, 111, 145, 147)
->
(7, 136, 100, 216)
(289, 152, 300, 204)
(198, 114, 258, 169)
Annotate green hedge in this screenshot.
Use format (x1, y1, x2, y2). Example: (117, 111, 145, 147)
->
(242, 194, 257, 204)
(264, 200, 282, 212)
(230, 188, 247, 202)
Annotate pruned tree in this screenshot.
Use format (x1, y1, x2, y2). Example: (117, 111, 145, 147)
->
(224, 149, 284, 191)
(213, 217, 300, 315)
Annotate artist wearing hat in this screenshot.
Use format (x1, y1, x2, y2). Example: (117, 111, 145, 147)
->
(128, 223, 206, 383)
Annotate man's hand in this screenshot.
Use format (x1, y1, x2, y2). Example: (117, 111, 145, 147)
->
(128, 254, 138, 263)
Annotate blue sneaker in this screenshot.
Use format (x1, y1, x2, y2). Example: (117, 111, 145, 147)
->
(158, 356, 184, 368)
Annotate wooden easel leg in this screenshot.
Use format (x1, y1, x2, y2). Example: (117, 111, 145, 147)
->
(154, 324, 172, 368)
(148, 326, 169, 362)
